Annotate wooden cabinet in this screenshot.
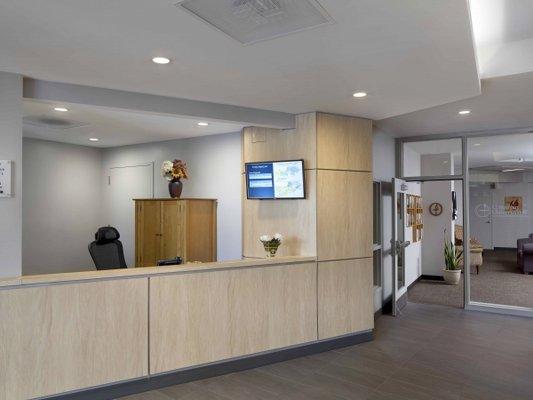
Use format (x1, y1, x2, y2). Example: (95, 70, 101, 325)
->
(135, 199, 217, 267)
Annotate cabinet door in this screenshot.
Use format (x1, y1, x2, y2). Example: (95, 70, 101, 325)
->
(160, 201, 186, 261)
(186, 200, 216, 262)
(136, 201, 161, 267)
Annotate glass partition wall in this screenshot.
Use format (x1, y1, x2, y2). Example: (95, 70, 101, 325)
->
(468, 134, 533, 312)
(398, 134, 533, 318)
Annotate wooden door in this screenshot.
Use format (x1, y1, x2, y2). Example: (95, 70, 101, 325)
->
(136, 200, 161, 267)
(160, 201, 186, 261)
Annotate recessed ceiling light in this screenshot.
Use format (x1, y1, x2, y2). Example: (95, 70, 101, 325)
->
(197, 122, 209, 126)
(152, 57, 170, 65)
(89, 138, 99, 142)
(502, 168, 524, 173)
(473, 143, 481, 146)
(54, 107, 68, 112)
(352, 92, 367, 98)
(458, 110, 471, 115)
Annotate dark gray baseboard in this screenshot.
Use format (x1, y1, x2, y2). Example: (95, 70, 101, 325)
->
(397, 292, 408, 311)
(46, 330, 374, 400)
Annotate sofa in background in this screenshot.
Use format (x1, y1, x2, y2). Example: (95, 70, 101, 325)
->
(517, 234, 533, 274)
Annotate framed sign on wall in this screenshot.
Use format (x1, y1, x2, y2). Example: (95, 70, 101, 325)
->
(0, 160, 13, 197)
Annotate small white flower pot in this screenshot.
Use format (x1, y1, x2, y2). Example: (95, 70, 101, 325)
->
(443, 269, 461, 285)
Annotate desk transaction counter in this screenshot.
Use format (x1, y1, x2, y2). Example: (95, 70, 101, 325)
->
(0, 256, 374, 399)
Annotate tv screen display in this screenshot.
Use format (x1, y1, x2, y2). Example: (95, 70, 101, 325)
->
(246, 160, 305, 199)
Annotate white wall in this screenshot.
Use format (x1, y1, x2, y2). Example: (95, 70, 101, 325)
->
(372, 130, 395, 311)
(102, 132, 242, 261)
(0, 72, 22, 278)
(22, 138, 103, 275)
(491, 181, 531, 247)
(421, 154, 454, 277)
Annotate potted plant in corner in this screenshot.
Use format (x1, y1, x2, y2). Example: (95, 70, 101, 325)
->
(443, 233, 463, 285)
(162, 159, 188, 198)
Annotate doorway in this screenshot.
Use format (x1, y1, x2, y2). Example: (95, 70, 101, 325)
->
(104, 163, 154, 267)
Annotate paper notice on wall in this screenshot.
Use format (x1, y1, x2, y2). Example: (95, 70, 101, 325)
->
(0, 160, 12, 197)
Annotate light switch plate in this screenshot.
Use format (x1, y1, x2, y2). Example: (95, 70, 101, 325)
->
(0, 160, 13, 197)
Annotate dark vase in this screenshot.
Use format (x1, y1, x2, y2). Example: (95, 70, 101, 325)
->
(168, 180, 183, 198)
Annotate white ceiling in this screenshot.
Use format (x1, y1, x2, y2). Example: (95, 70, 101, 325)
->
(23, 100, 245, 148)
(377, 71, 533, 137)
(468, 133, 533, 169)
(403, 133, 533, 170)
(470, 0, 533, 46)
(378, 1, 533, 137)
(0, 0, 479, 120)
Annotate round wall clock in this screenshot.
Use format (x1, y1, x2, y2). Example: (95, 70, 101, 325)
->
(429, 202, 443, 216)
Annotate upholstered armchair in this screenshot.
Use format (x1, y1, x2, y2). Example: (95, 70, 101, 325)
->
(517, 236, 533, 274)
(455, 225, 483, 274)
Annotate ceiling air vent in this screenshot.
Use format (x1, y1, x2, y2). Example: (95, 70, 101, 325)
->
(176, 0, 333, 45)
(23, 116, 90, 130)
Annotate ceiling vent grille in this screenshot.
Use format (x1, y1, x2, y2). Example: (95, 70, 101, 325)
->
(23, 116, 90, 130)
(176, 0, 333, 45)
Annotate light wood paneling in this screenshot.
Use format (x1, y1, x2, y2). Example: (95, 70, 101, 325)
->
(0, 279, 148, 400)
(0, 256, 316, 288)
(317, 170, 373, 261)
(242, 170, 316, 258)
(316, 113, 372, 171)
(136, 200, 161, 267)
(318, 258, 374, 339)
(149, 261, 317, 373)
(186, 199, 217, 262)
(242, 113, 317, 169)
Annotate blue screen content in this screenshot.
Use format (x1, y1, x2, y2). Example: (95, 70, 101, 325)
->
(246, 161, 305, 199)
(247, 163, 275, 199)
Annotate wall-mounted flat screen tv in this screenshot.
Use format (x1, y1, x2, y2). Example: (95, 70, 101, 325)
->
(245, 159, 305, 200)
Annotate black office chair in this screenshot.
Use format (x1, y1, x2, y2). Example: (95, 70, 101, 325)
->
(88, 227, 127, 270)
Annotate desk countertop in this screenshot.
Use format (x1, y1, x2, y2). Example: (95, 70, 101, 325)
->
(0, 256, 317, 288)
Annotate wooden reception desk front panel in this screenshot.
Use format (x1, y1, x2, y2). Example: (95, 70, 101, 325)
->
(0, 256, 373, 399)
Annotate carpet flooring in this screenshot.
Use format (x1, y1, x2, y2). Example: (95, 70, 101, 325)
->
(408, 249, 533, 308)
(119, 302, 533, 400)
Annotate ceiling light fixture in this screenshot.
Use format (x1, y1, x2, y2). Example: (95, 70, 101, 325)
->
(54, 107, 69, 112)
(502, 168, 524, 173)
(352, 92, 367, 98)
(473, 143, 481, 146)
(89, 138, 99, 142)
(197, 122, 209, 126)
(458, 110, 471, 115)
(152, 57, 171, 65)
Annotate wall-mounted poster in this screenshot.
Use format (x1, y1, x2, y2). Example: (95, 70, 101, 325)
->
(505, 196, 523, 214)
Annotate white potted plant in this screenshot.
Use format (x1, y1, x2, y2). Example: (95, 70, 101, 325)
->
(443, 235, 463, 285)
(259, 233, 283, 257)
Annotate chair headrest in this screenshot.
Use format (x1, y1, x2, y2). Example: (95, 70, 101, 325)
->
(94, 227, 120, 244)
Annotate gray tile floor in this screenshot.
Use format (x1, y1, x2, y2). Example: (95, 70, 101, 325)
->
(119, 302, 533, 400)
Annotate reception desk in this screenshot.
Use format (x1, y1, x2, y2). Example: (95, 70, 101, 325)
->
(0, 256, 373, 399)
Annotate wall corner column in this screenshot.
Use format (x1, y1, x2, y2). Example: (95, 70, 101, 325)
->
(0, 72, 23, 278)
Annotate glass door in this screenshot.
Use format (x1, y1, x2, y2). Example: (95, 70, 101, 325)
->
(391, 178, 414, 315)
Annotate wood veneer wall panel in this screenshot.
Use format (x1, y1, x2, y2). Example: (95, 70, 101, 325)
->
(0, 279, 148, 400)
(316, 113, 372, 171)
(242, 170, 316, 258)
(318, 258, 374, 339)
(316, 170, 373, 261)
(149, 262, 317, 373)
(242, 113, 317, 169)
